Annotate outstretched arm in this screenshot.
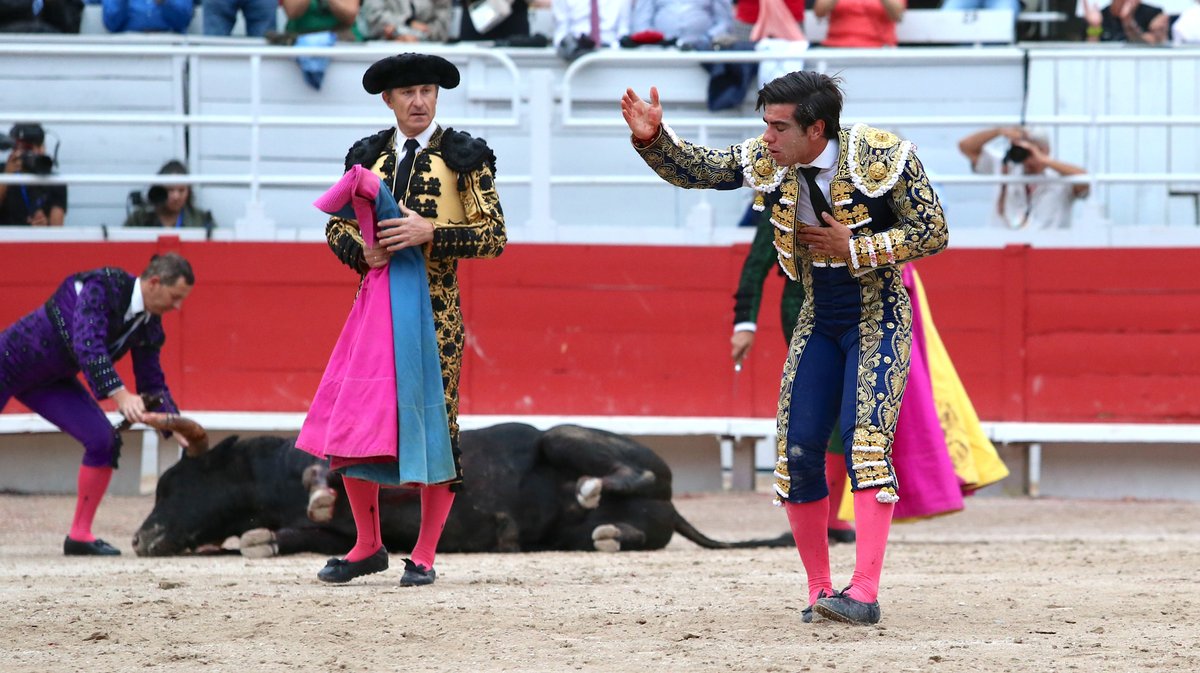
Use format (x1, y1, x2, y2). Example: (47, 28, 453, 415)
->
(621, 86, 663, 144)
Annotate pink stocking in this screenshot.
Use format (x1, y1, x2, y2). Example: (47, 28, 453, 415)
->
(68, 464, 113, 542)
(783, 500, 833, 604)
(342, 476, 382, 562)
(845, 489, 895, 603)
(410, 484, 455, 570)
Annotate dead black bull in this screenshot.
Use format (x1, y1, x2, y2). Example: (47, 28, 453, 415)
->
(132, 420, 793, 557)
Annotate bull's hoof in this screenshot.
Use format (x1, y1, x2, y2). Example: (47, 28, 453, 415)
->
(591, 524, 621, 552)
(577, 477, 602, 509)
(308, 487, 337, 523)
(239, 528, 279, 559)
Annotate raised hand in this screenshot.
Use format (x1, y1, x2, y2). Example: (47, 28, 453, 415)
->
(621, 86, 663, 143)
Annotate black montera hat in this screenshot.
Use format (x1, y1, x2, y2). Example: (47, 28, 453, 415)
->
(10, 123, 45, 145)
(362, 53, 460, 95)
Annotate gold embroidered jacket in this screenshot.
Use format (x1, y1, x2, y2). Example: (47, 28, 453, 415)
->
(633, 123, 948, 278)
(324, 125, 506, 471)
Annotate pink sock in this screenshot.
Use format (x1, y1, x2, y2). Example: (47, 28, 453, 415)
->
(845, 489, 895, 603)
(783, 500, 833, 605)
(825, 459, 853, 531)
(342, 476, 382, 562)
(410, 484, 455, 570)
(68, 465, 113, 542)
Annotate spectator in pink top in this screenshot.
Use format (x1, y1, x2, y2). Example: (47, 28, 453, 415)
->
(731, 0, 804, 40)
(813, 0, 905, 47)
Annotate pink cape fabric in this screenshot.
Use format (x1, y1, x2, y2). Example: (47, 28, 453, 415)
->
(296, 166, 399, 461)
(890, 265, 965, 520)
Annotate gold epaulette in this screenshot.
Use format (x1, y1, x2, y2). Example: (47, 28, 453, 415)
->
(740, 135, 788, 212)
(845, 124, 914, 199)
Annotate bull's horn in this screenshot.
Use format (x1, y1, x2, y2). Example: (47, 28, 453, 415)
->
(140, 412, 210, 456)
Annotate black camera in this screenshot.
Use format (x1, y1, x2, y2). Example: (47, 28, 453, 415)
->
(0, 123, 55, 175)
(1003, 144, 1031, 164)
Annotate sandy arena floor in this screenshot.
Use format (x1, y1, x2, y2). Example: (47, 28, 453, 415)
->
(1, 491, 1198, 673)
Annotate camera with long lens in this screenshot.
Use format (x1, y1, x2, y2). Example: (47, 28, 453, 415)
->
(0, 123, 56, 176)
(1003, 144, 1031, 164)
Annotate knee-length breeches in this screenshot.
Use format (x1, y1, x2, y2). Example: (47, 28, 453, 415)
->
(773, 265, 912, 504)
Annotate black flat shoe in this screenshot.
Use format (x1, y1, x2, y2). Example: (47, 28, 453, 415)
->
(63, 536, 121, 556)
(813, 589, 881, 625)
(317, 547, 388, 584)
(827, 527, 856, 544)
(802, 589, 830, 624)
(399, 558, 436, 587)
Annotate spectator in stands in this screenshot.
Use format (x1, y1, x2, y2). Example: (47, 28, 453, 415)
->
(0, 123, 66, 227)
(552, 0, 631, 54)
(939, 0, 1019, 13)
(0, 253, 193, 556)
(813, 0, 905, 47)
(0, 0, 82, 32)
(102, 0, 193, 33)
(456, 0, 532, 41)
(124, 160, 216, 230)
(203, 0, 278, 36)
(1083, 0, 1169, 43)
(280, 0, 363, 40)
(958, 126, 1089, 230)
(359, 0, 453, 40)
(630, 0, 733, 49)
(730, 0, 803, 41)
(1173, 0, 1200, 44)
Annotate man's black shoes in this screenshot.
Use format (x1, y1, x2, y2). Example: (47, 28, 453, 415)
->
(813, 589, 881, 625)
(317, 547, 389, 583)
(63, 536, 121, 556)
(399, 558, 436, 587)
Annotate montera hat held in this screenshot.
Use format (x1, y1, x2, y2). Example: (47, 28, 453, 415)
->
(362, 53, 460, 94)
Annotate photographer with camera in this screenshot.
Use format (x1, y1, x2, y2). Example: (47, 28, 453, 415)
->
(123, 160, 215, 230)
(0, 123, 66, 227)
(958, 126, 1089, 230)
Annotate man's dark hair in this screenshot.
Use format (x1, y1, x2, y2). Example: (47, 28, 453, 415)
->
(755, 71, 845, 140)
(141, 252, 195, 286)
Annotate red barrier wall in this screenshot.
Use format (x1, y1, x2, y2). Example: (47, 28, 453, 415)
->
(3, 240, 1199, 423)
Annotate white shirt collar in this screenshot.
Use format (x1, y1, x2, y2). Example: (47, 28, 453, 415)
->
(126, 279, 146, 323)
(396, 123, 438, 153)
(798, 138, 840, 171)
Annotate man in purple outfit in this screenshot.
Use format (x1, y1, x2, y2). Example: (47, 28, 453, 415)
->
(0, 252, 194, 556)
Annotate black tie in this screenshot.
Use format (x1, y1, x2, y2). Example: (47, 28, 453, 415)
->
(109, 312, 145, 355)
(394, 138, 420, 201)
(799, 165, 832, 227)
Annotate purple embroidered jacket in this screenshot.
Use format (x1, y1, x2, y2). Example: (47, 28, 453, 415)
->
(0, 267, 179, 414)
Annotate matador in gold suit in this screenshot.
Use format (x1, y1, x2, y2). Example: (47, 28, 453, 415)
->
(315, 53, 505, 587)
(623, 71, 946, 624)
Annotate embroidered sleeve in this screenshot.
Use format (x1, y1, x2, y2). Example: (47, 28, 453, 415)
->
(429, 163, 507, 260)
(130, 322, 179, 417)
(733, 210, 779, 326)
(849, 152, 948, 276)
(72, 276, 123, 399)
(324, 215, 368, 274)
(631, 124, 747, 191)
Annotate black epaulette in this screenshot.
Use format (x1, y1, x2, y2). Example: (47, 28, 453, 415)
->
(438, 127, 498, 174)
(343, 128, 395, 172)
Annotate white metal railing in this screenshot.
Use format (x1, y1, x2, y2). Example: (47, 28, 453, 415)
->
(2, 43, 1199, 243)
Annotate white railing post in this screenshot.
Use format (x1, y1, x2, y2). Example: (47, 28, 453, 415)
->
(527, 68, 556, 236)
(234, 53, 276, 239)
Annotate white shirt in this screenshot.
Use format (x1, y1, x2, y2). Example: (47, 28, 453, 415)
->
(1173, 5, 1200, 44)
(552, 0, 632, 47)
(974, 145, 1077, 230)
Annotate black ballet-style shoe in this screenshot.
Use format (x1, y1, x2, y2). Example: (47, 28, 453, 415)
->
(813, 588, 881, 625)
(316, 547, 389, 584)
(63, 536, 121, 556)
(802, 589, 830, 624)
(399, 558, 436, 587)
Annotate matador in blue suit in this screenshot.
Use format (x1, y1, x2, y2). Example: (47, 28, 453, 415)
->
(622, 71, 947, 625)
(0, 253, 193, 556)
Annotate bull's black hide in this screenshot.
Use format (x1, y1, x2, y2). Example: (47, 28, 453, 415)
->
(133, 423, 792, 557)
